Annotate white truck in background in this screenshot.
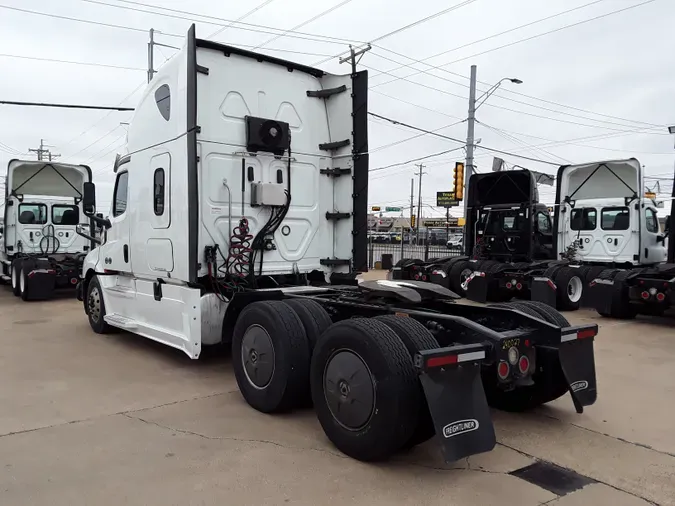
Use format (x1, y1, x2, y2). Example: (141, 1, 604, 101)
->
(1, 159, 95, 300)
(554, 158, 675, 318)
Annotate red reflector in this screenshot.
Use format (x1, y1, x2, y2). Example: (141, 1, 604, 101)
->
(427, 355, 458, 368)
(71, 278, 78, 285)
(27, 271, 35, 278)
(422, 275, 427, 281)
(577, 329, 596, 340)
(414, 274, 420, 280)
(497, 361, 509, 379)
(547, 279, 556, 290)
(506, 282, 512, 289)
(524, 339, 530, 347)
(518, 355, 530, 374)
(47, 269, 56, 274)
(516, 283, 523, 290)
(641, 291, 650, 300)
(639, 280, 644, 285)
(656, 292, 666, 302)
(664, 282, 669, 288)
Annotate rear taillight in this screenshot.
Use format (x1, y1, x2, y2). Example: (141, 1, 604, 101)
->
(641, 291, 650, 300)
(497, 361, 509, 380)
(656, 292, 666, 302)
(506, 282, 512, 289)
(516, 282, 523, 290)
(518, 355, 530, 374)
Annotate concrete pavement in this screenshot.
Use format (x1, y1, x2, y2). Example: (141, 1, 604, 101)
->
(0, 280, 673, 505)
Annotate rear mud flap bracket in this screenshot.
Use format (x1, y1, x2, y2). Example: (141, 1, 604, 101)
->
(557, 330, 598, 413)
(416, 346, 496, 462)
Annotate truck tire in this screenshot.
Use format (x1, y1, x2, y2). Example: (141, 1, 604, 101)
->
(232, 300, 310, 413)
(607, 270, 638, 320)
(284, 299, 332, 352)
(584, 266, 607, 284)
(489, 302, 542, 320)
(375, 315, 439, 448)
(554, 267, 584, 311)
(86, 275, 114, 334)
(11, 260, 22, 296)
(449, 260, 473, 295)
(19, 264, 31, 301)
(517, 300, 570, 327)
(310, 318, 420, 461)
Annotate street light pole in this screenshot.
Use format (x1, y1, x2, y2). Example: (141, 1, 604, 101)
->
(462, 67, 522, 253)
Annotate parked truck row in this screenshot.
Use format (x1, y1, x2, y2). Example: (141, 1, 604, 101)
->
(393, 159, 674, 319)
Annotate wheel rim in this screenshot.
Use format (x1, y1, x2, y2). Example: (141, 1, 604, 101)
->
(241, 324, 275, 389)
(88, 285, 102, 323)
(459, 267, 473, 289)
(567, 276, 583, 303)
(20, 269, 25, 293)
(323, 349, 375, 431)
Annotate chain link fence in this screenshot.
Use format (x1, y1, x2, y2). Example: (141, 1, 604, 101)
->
(367, 229, 464, 269)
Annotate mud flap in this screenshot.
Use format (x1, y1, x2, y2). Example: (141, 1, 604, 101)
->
(530, 276, 557, 308)
(416, 345, 496, 462)
(558, 328, 598, 413)
(465, 271, 488, 303)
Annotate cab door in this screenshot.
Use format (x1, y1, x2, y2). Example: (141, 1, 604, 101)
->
(103, 170, 131, 273)
(641, 206, 666, 264)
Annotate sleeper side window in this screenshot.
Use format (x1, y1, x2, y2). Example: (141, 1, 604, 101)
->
(153, 168, 165, 216)
(155, 84, 171, 121)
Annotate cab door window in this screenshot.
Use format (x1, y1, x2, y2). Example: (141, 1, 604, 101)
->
(113, 171, 129, 217)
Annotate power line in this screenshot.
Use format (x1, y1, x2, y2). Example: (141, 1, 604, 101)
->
(370, 146, 465, 172)
(0, 4, 180, 37)
(66, 125, 122, 163)
(253, 0, 355, 49)
(361, 61, 669, 134)
(312, 0, 479, 65)
(81, 0, 359, 46)
(368, 111, 561, 166)
(207, 0, 277, 40)
(368, 50, 666, 131)
(481, 124, 571, 164)
(0, 100, 135, 111)
(369, 1, 606, 86)
(369, 119, 465, 154)
(0, 53, 145, 71)
(480, 122, 674, 156)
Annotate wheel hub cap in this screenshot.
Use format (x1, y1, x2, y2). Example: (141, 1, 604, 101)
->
(88, 286, 101, 323)
(241, 325, 275, 389)
(323, 350, 374, 430)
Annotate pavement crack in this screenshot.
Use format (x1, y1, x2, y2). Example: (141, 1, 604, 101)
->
(0, 390, 234, 440)
(497, 442, 660, 506)
(121, 412, 349, 460)
(539, 412, 675, 459)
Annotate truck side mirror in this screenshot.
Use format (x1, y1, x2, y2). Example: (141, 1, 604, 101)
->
(83, 182, 96, 215)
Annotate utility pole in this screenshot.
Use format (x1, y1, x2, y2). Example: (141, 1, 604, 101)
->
(463, 65, 477, 252)
(409, 178, 414, 244)
(147, 28, 155, 83)
(28, 139, 60, 162)
(339, 43, 372, 74)
(463, 66, 477, 214)
(414, 164, 426, 241)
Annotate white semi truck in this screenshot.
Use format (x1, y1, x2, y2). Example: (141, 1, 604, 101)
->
(1, 159, 94, 300)
(75, 25, 600, 464)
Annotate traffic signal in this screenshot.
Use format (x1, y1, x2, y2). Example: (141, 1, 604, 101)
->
(453, 162, 465, 200)
(411, 214, 416, 228)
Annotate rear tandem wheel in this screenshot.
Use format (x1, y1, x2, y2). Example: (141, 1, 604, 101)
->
(310, 318, 420, 462)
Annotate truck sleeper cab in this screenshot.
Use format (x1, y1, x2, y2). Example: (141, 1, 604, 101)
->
(1, 160, 94, 301)
(77, 25, 599, 465)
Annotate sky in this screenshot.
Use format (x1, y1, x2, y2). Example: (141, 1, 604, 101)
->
(1, 0, 674, 219)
